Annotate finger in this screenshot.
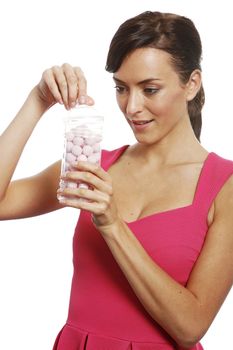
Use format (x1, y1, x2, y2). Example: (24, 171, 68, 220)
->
(52, 66, 69, 108)
(59, 185, 108, 202)
(58, 187, 109, 213)
(58, 195, 106, 214)
(62, 63, 79, 108)
(63, 169, 112, 195)
(73, 67, 89, 104)
(72, 162, 112, 183)
(42, 69, 63, 105)
(86, 95, 95, 105)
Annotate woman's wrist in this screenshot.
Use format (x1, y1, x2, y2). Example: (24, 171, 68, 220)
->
(94, 216, 126, 240)
(26, 86, 55, 120)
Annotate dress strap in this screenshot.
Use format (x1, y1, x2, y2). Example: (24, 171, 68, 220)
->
(101, 145, 129, 171)
(193, 152, 233, 215)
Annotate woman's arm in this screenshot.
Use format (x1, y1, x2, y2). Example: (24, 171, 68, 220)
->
(0, 64, 94, 220)
(101, 209, 233, 348)
(0, 160, 63, 219)
(0, 87, 47, 201)
(58, 161, 233, 348)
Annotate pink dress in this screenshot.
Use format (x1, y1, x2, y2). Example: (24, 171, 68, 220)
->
(53, 145, 233, 350)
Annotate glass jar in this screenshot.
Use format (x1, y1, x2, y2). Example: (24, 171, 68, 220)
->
(58, 104, 104, 200)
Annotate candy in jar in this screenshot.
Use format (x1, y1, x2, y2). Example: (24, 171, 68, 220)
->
(58, 104, 104, 200)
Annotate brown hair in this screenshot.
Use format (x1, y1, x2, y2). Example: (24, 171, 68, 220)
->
(105, 11, 205, 141)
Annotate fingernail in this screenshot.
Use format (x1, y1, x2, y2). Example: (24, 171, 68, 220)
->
(71, 101, 76, 108)
(87, 97, 95, 105)
(79, 96, 86, 104)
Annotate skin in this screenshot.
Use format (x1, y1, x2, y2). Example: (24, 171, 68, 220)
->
(113, 48, 197, 150)
(0, 52, 232, 348)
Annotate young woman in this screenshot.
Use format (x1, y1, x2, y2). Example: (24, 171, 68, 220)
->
(0, 11, 232, 350)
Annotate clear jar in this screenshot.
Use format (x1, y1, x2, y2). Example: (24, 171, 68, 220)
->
(58, 104, 104, 199)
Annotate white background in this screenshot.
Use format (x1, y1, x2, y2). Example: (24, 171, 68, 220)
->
(0, 0, 232, 349)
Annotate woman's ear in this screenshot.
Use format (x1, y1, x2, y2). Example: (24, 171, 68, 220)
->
(186, 69, 202, 101)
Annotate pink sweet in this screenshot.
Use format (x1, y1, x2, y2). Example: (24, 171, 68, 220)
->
(82, 145, 94, 156)
(71, 145, 82, 156)
(66, 152, 76, 163)
(77, 154, 88, 161)
(67, 182, 77, 189)
(78, 183, 89, 189)
(85, 136, 99, 146)
(88, 153, 100, 164)
(73, 136, 84, 146)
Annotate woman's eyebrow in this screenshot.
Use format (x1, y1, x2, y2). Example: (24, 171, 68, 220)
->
(113, 77, 162, 84)
(112, 77, 126, 84)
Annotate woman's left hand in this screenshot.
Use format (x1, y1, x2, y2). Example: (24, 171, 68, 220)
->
(57, 161, 121, 232)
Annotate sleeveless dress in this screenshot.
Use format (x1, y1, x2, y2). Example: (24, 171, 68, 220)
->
(53, 145, 233, 350)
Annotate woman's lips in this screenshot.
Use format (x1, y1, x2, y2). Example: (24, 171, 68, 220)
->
(129, 119, 154, 130)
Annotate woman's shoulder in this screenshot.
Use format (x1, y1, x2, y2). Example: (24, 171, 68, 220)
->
(208, 151, 233, 207)
(210, 151, 233, 174)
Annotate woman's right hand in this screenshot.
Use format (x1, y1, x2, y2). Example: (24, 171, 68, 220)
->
(36, 63, 94, 110)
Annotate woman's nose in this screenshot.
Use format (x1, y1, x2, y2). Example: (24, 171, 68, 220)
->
(125, 91, 143, 117)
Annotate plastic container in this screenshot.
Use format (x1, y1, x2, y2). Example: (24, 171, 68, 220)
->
(58, 104, 104, 199)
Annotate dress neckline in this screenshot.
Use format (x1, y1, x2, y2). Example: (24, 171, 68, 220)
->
(105, 145, 214, 225)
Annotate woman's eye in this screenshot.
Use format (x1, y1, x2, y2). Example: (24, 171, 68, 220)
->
(144, 88, 159, 95)
(114, 85, 126, 94)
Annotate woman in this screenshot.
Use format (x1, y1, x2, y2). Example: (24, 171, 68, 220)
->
(0, 11, 232, 350)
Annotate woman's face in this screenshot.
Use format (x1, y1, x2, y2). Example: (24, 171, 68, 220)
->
(113, 47, 191, 144)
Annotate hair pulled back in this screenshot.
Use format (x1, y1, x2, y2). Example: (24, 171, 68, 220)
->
(105, 11, 205, 141)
